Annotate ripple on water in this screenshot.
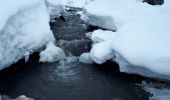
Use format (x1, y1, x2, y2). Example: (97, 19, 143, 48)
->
(140, 81, 170, 100)
(48, 56, 81, 82)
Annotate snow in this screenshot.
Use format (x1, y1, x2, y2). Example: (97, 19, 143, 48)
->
(90, 29, 116, 44)
(62, 0, 93, 8)
(39, 42, 65, 63)
(80, 30, 116, 64)
(0, 0, 65, 70)
(90, 40, 115, 64)
(83, 0, 170, 80)
(45, 0, 65, 19)
(79, 53, 93, 64)
(112, 19, 170, 76)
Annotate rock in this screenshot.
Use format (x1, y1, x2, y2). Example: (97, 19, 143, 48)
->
(143, 0, 164, 5)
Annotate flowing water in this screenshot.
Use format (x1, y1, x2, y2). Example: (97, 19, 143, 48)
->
(0, 8, 150, 100)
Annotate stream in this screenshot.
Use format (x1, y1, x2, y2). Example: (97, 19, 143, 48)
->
(0, 7, 152, 100)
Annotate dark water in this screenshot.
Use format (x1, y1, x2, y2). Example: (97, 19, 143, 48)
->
(0, 8, 149, 100)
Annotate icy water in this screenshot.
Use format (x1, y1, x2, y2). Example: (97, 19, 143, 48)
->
(0, 8, 152, 100)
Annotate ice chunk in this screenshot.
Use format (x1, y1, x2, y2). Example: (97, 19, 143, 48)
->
(39, 43, 65, 63)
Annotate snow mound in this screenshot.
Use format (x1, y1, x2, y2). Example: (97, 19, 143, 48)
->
(83, 0, 170, 80)
(79, 53, 93, 64)
(91, 29, 116, 44)
(112, 19, 170, 76)
(90, 40, 115, 64)
(84, 0, 163, 30)
(39, 42, 65, 63)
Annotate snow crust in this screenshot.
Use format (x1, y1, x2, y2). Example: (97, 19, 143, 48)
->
(84, 0, 170, 80)
(39, 42, 65, 63)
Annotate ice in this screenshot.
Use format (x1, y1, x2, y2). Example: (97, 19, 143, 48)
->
(39, 42, 65, 63)
(79, 53, 93, 64)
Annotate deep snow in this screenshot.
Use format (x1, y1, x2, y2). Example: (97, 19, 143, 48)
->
(0, 0, 65, 70)
(83, 0, 170, 80)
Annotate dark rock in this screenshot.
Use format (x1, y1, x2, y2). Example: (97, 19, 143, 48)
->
(143, 0, 164, 5)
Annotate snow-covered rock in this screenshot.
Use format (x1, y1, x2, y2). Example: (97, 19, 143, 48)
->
(79, 53, 93, 64)
(45, 0, 65, 19)
(39, 42, 65, 63)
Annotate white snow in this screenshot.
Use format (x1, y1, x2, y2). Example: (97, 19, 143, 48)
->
(79, 53, 93, 64)
(83, 0, 170, 80)
(80, 30, 116, 64)
(39, 42, 65, 63)
(62, 0, 93, 8)
(90, 29, 116, 44)
(90, 40, 115, 64)
(45, 0, 65, 19)
(0, 0, 65, 70)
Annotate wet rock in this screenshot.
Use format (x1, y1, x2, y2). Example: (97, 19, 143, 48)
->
(143, 0, 164, 5)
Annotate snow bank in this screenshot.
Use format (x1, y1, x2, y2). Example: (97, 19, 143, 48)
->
(84, 0, 162, 30)
(83, 0, 170, 80)
(45, 0, 65, 19)
(0, 0, 65, 70)
(112, 19, 170, 77)
(39, 42, 65, 63)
